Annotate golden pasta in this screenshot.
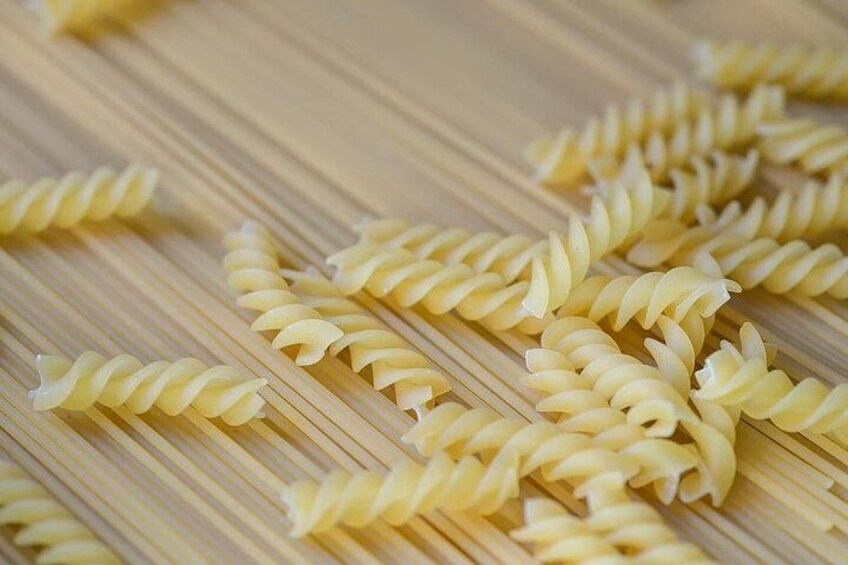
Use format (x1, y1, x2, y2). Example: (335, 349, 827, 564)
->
(0, 164, 158, 235)
(31, 351, 267, 426)
(30, 0, 135, 34)
(0, 458, 120, 564)
(222, 222, 343, 365)
(758, 118, 848, 177)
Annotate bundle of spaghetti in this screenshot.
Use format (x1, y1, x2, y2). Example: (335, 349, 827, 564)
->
(281, 450, 521, 536)
(692, 40, 848, 100)
(758, 118, 848, 177)
(403, 402, 696, 505)
(0, 164, 158, 234)
(30, 351, 268, 426)
(0, 458, 120, 564)
(279, 266, 451, 414)
(523, 80, 713, 186)
(30, 0, 135, 34)
(351, 168, 670, 317)
(222, 221, 343, 365)
(695, 322, 848, 442)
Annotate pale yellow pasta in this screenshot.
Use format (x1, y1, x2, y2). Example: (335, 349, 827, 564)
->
(280, 267, 451, 414)
(695, 322, 848, 441)
(0, 459, 120, 565)
(758, 118, 848, 177)
(692, 40, 848, 100)
(31, 0, 134, 34)
(0, 164, 157, 234)
(223, 222, 343, 365)
(524, 81, 712, 186)
(31, 351, 267, 426)
(281, 450, 520, 536)
(352, 168, 669, 317)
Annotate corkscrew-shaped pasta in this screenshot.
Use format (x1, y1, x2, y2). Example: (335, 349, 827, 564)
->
(692, 41, 848, 100)
(31, 0, 134, 34)
(0, 459, 120, 564)
(223, 222, 343, 365)
(524, 81, 712, 186)
(758, 118, 848, 177)
(282, 450, 520, 536)
(0, 164, 158, 234)
(695, 322, 848, 441)
(280, 267, 451, 413)
(352, 169, 669, 317)
(31, 351, 267, 426)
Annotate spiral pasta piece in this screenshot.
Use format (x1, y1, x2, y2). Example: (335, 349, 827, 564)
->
(0, 459, 120, 564)
(279, 267, 451, 413)
(695, 322, 848, 441)
(0, 164, 158, 235)
(31, 0, 135, 34)
(524, 81, 712, 186)
(223, 222, 343, 365)
(758, 118, 848, 177)
(281, 450, 520, 536)
(31, 351, 267, 426)
(693, 40, 848, 100)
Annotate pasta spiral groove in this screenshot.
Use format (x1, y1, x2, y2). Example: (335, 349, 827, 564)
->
(758, 118, 848, 177)
(223, 222, 343, 365)
(0, 164, 158, 234)
(0, 459, 120, 564)
(31, 351, 267, 426)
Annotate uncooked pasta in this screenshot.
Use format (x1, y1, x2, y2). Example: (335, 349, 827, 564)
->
(758, 118, 848, 177)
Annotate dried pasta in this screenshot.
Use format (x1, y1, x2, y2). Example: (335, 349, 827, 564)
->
(0, 458, 120, 564)
(30, 0, 135, 34)
(280, 267, 451, 414)
(281, 450, 520, 536)
(31, 351, 267, 426)
(692, 40, 848, 100)
(223, 221, 343, 365)
(696, 322, 848, 441)
(0, 164, 158, 235)
(758, 118, 848, 177)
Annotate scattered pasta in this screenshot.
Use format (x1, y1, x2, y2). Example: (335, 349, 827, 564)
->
(758, 118, 848, 177)
(0, 164, 158, 235)
(31, 351, 267, 426)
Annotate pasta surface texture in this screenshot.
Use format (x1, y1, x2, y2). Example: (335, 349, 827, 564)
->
(758, 118, 848, 177)
(31, 351, 267, 426)
(0, 164, 158, 234)
(223, 222, 343, 365)
(0, 458, 120, 564)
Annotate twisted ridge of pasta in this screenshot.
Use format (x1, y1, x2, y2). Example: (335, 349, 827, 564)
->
(692, 40, 848, 100)
(353, 168, 669, 317)
(223, 222, 343, 365)
(281, 450, 520, 536)
(31, 351, 267, 426)
(523, 81, 712, 186)
(0, 459, 120, 564)
(695, 322, 848, 441)
(279, 267, 451, 413)
(32, 0, 134, 33)
(758, 118, 848, 177)
(0, 164, 158, 234)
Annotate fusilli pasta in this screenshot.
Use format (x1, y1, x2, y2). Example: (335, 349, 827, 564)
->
(758, 118, 848, 177)
(0, 458, 120, 564)
(223, 222, 343, 365)
(31, 351, 267, 426)
(0, 164, 158, 234)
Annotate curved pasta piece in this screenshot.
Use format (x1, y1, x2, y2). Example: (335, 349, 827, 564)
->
(0, 459, 120, 564)
(693, 41, 848, 100)
(281, 450, 520, 536)
(31, 351, 267, 426)
(280, 267, 450, 413)
(223, 222, 343, 365)
(0, 164, 158, 234)
(31, 0, 135, 34)
(758, 118, 848, 177)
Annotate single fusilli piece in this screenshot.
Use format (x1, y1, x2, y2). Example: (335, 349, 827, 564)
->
(758, 118, 848, 177)
(0, 458, 120, 564)
(524, 81, 712, 186)
(695, 322, 848, 441)
(0, 164, 158, 234)
(31, 0, 134, 34)
(31, 351, 267, 426)
(223, 222, 343, 365)
(281, 450, 520, 536)
(692, 40, 848, 100)
(280, 267, 451, 414)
